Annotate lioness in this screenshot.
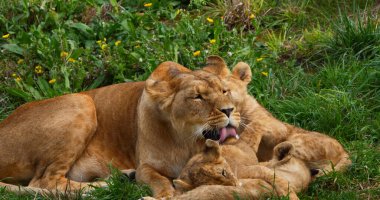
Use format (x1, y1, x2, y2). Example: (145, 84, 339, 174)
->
(0, 61, 241, 198)
(202, 56, 351, 174)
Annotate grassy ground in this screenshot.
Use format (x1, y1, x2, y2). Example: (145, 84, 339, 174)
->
(1, 0, 379, 199)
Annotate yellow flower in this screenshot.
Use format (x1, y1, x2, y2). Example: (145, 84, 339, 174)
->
(11, 73, 17, 77)
(35, 65, 43, 74)
(256, 57, 264, 62)
(49, 79, 56, 84)
(17, 59, 24, 64)
(15, 77, 22, 82)
(144, 3, 152, 7)
(96, 40, 102, 45)
(115, 40, 122, 46)
(68, 58, 76, 63)
(2, 34, 10, 39)
(207, 17, 214, 23)
(261, 72, 268, 77)
(60, 51, 68, 58)
(249, 13, 255, 19)
(209, 39, 216, 44)
(101, 44, 108, 50)
(193, 50, 201, 57)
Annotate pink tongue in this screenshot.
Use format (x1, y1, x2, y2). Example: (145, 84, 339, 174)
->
(218, 127, 237, 143)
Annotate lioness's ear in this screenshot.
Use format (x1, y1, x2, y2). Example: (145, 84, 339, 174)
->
(273, 142, 294, 161)
(202, 55, 230, 79)
(204, 139, 221, 160)
(173, 179, 193, 192)
(232, 62, 252, 84)
(146, 61, 191, 109)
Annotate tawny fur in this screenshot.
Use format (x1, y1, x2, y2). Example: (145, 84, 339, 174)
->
(0, 61, 240, 198)
(162, 140, 306, 200)
(202, 56, 351, 174)
(285, 132, 351, 175)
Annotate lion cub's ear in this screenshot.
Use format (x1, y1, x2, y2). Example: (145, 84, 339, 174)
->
(204, 139, 222, 161)
(203, 55, 230, 79)
(173, 179, 193, 192)
(232, 62, 252, 85)
(273, 142, 294, 163)
(146, 61, 191, 109)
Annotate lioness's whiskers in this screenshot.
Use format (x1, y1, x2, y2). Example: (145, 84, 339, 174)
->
(239, 116, 251, 121)
(239, 122, 256, 133)
(189, 122, 209, 143)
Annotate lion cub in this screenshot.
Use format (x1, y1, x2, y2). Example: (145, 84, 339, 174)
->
(256, 141, 314, 193)
(168, 139, 313, 200)
(284, 131, 351, 176)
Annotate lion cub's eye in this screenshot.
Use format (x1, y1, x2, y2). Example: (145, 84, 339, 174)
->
(222, 90, 229, 95)
(194, 94, 203, 100)
(221, 169, 227, 177)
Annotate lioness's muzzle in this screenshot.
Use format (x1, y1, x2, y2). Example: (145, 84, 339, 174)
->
(202, 125, 238, 143)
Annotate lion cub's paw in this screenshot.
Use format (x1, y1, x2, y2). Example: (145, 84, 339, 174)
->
(139, 196, 158, 200)
(120, 169, 136, 180)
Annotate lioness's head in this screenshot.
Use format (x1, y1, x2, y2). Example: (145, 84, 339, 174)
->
(173, 139, 238, 193)
(202, 56, 252, 108)
(144, 61, 240, 143)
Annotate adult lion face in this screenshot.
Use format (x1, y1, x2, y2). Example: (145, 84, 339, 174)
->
(202, 56, 252, 108)
(144, 61, 240, 143)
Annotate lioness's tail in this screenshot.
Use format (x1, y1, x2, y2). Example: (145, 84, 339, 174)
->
(0, 182, 49, 195)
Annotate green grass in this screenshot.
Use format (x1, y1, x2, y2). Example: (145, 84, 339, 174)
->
(1, 0, 379, 199)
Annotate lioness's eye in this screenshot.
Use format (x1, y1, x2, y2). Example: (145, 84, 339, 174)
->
(223, 90, 229, 95)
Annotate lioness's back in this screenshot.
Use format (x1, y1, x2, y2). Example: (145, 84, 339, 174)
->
(67, 81, 146, 178)
(0, 93, 97, 184)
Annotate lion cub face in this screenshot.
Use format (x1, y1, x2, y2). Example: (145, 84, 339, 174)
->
(173, 139, 238, 193)
(145, 62, 241, 143)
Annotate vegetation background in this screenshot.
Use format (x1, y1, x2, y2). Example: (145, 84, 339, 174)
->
(0, 0, 379, 199)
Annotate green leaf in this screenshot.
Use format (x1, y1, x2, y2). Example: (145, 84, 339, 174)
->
(121, 19, 135, 33)
(23, 84, 43, 100)
(86, 74, 105, 90)
(71, 48, 84, 59)
(66, 21, 94, 37)
(1, 44, 24, 55)
(109, 0, 119, 12)
(36, 77, 55, 97)
(130, 52, 140, 60)
(5, 88, 31, 102)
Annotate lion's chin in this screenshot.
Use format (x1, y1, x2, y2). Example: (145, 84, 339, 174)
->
(202, 126, 238, 143)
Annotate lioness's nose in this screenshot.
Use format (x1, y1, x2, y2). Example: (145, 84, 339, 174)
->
(220, 108, 234, 117)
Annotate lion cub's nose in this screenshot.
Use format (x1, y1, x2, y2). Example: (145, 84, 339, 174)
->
(220, 108, 234, 117)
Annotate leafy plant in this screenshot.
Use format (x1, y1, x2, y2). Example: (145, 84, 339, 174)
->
(0, 0, 379, 199)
